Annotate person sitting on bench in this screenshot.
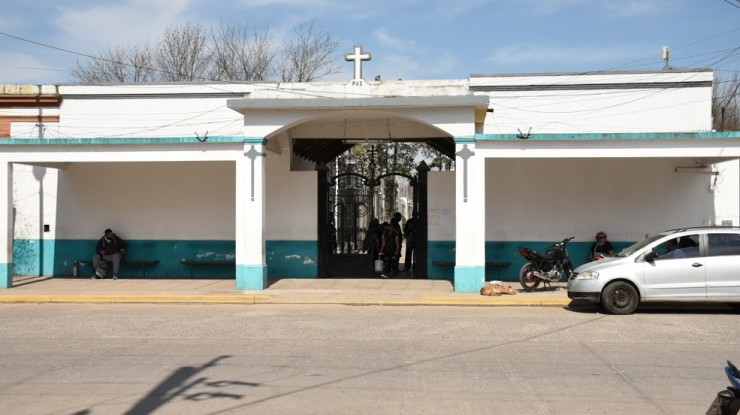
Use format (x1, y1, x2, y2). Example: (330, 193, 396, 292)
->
(92, 228, 127, 280)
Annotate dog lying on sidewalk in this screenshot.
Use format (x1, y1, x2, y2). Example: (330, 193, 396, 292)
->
(480, 282, 516, 296)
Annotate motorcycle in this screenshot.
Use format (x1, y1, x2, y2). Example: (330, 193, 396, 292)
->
(706, 361, 740, 415)
(517, 236, 575, 291)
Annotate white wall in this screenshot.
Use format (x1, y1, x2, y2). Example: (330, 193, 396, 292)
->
(12, 165, 59, 240)
(57, 84, 251, 138)
(429, 158, 720, 243)
(473, 71, 713, 134)
(713, 159, 740, 227)
(265, 148, 317, 240)
(485, 158, 717, 242)
(14, 149, 320, 243)
(55, 162, 235, 240)
(428, 171, 455, 240)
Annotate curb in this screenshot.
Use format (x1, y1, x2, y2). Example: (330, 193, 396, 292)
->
(0, 294, 273, 304)
(0, 294, 571, 306)
(420, 297, 572, 306)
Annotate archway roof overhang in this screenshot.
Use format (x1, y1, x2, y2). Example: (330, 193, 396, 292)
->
(227, 95, 490, 112)
(228, 95, 489, 163)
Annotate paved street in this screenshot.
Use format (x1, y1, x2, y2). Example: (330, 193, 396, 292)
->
(0, 303, 738, 414)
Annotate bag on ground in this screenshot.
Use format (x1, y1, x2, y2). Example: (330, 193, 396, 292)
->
(95, 260, 108, 278)
(374, 259, 384, 273)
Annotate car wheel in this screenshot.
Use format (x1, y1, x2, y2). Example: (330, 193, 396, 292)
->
(519, 263, 541, 291)
(601, 281, 639, 315)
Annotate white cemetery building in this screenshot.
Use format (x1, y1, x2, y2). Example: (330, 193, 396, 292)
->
(1, 46, 738, 291)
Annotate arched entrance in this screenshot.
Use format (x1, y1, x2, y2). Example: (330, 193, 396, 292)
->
(315, 146, 429, 279)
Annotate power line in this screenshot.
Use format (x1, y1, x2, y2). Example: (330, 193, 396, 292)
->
(0, 31, 107, 63)
(0, 65, 67, 72)
(0, 30, 255, 93)
(1, 26, 735, 135)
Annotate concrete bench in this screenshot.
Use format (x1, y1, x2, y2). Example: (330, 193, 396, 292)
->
(77, 259, 160, 278)
(431, 260, 512, 279)
(180, 259, 235, 278)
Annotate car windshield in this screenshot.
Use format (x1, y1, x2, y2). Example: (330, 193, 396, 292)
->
(617, 232, 672, 257)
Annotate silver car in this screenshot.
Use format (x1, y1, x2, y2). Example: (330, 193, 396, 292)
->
(567, 227, 740, 314)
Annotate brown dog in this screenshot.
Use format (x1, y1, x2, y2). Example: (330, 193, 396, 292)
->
(480, 283, 516, 296)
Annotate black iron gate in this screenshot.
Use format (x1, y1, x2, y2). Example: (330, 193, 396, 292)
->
(317, 163, 428, 278)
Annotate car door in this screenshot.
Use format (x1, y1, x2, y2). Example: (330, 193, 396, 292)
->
(705, 232, 740, 299)
(642, 234, 706, 299)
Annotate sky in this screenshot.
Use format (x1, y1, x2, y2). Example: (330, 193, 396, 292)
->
(0, 0, 739, 85)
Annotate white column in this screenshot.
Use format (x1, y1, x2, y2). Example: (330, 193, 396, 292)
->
(235, 139, 267, 289)
(454, 139, 485, 291)
(713, 159, 740, 226)
(0, 161, 13, 288)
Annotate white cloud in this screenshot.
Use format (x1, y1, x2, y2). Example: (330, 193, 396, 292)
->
(54, 0, 194, 50)
(370, 29, 463, 79)
(426, 51, 459, 77)
(373, 28, 417, 53)
(376, 54, 420, 80)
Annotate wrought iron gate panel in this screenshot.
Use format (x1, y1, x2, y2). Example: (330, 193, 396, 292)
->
(328, 172, 371, 255)
(318, 157, 426, 279)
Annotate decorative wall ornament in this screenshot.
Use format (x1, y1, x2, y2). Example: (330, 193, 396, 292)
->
(455, 144, 475, 203)
(244, 145, 265, 201)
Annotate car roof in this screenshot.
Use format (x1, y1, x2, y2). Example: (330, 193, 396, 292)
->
(665, 226, 740, 234)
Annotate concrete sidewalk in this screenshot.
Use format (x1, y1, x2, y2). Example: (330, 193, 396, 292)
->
(0, 276, 572, 307)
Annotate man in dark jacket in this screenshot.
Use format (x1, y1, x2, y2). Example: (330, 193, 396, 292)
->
(92, 228, 127, 280)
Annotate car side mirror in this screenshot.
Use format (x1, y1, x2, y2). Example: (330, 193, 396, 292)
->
(644, 251, 659, 262)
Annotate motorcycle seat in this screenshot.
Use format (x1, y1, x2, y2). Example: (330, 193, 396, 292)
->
(537, 252, 554, 261)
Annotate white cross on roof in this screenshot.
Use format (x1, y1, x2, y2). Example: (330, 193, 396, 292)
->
(345, 44, 371, 81)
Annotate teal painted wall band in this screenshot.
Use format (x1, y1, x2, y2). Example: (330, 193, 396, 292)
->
(3, 132, 735, 146)
(12, 237, 632, 283)
(427, 240, 634, 282)
(473, 132, 740, 141)
(243, 137, 268, 145)
(267, 241, 318, 278)
(13, 239, 317, 279)
(237, 264, 266, 290)
(0, 136, 245, 146)
(454, 265, 485, 292)
(14, 239, 56, 276)
(453, 136, 476, 144)
(0, 263, 12, 288)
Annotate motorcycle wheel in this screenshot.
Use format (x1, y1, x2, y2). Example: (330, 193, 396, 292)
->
(519, 263, 541, 291)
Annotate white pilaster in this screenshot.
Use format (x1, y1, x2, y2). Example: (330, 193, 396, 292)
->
(236, 139, 267, 289)
(0, 161, 13, 288)
(454, 140, 485, 291)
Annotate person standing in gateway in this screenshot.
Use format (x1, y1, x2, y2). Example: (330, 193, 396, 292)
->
(92, 228, 127, 280)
